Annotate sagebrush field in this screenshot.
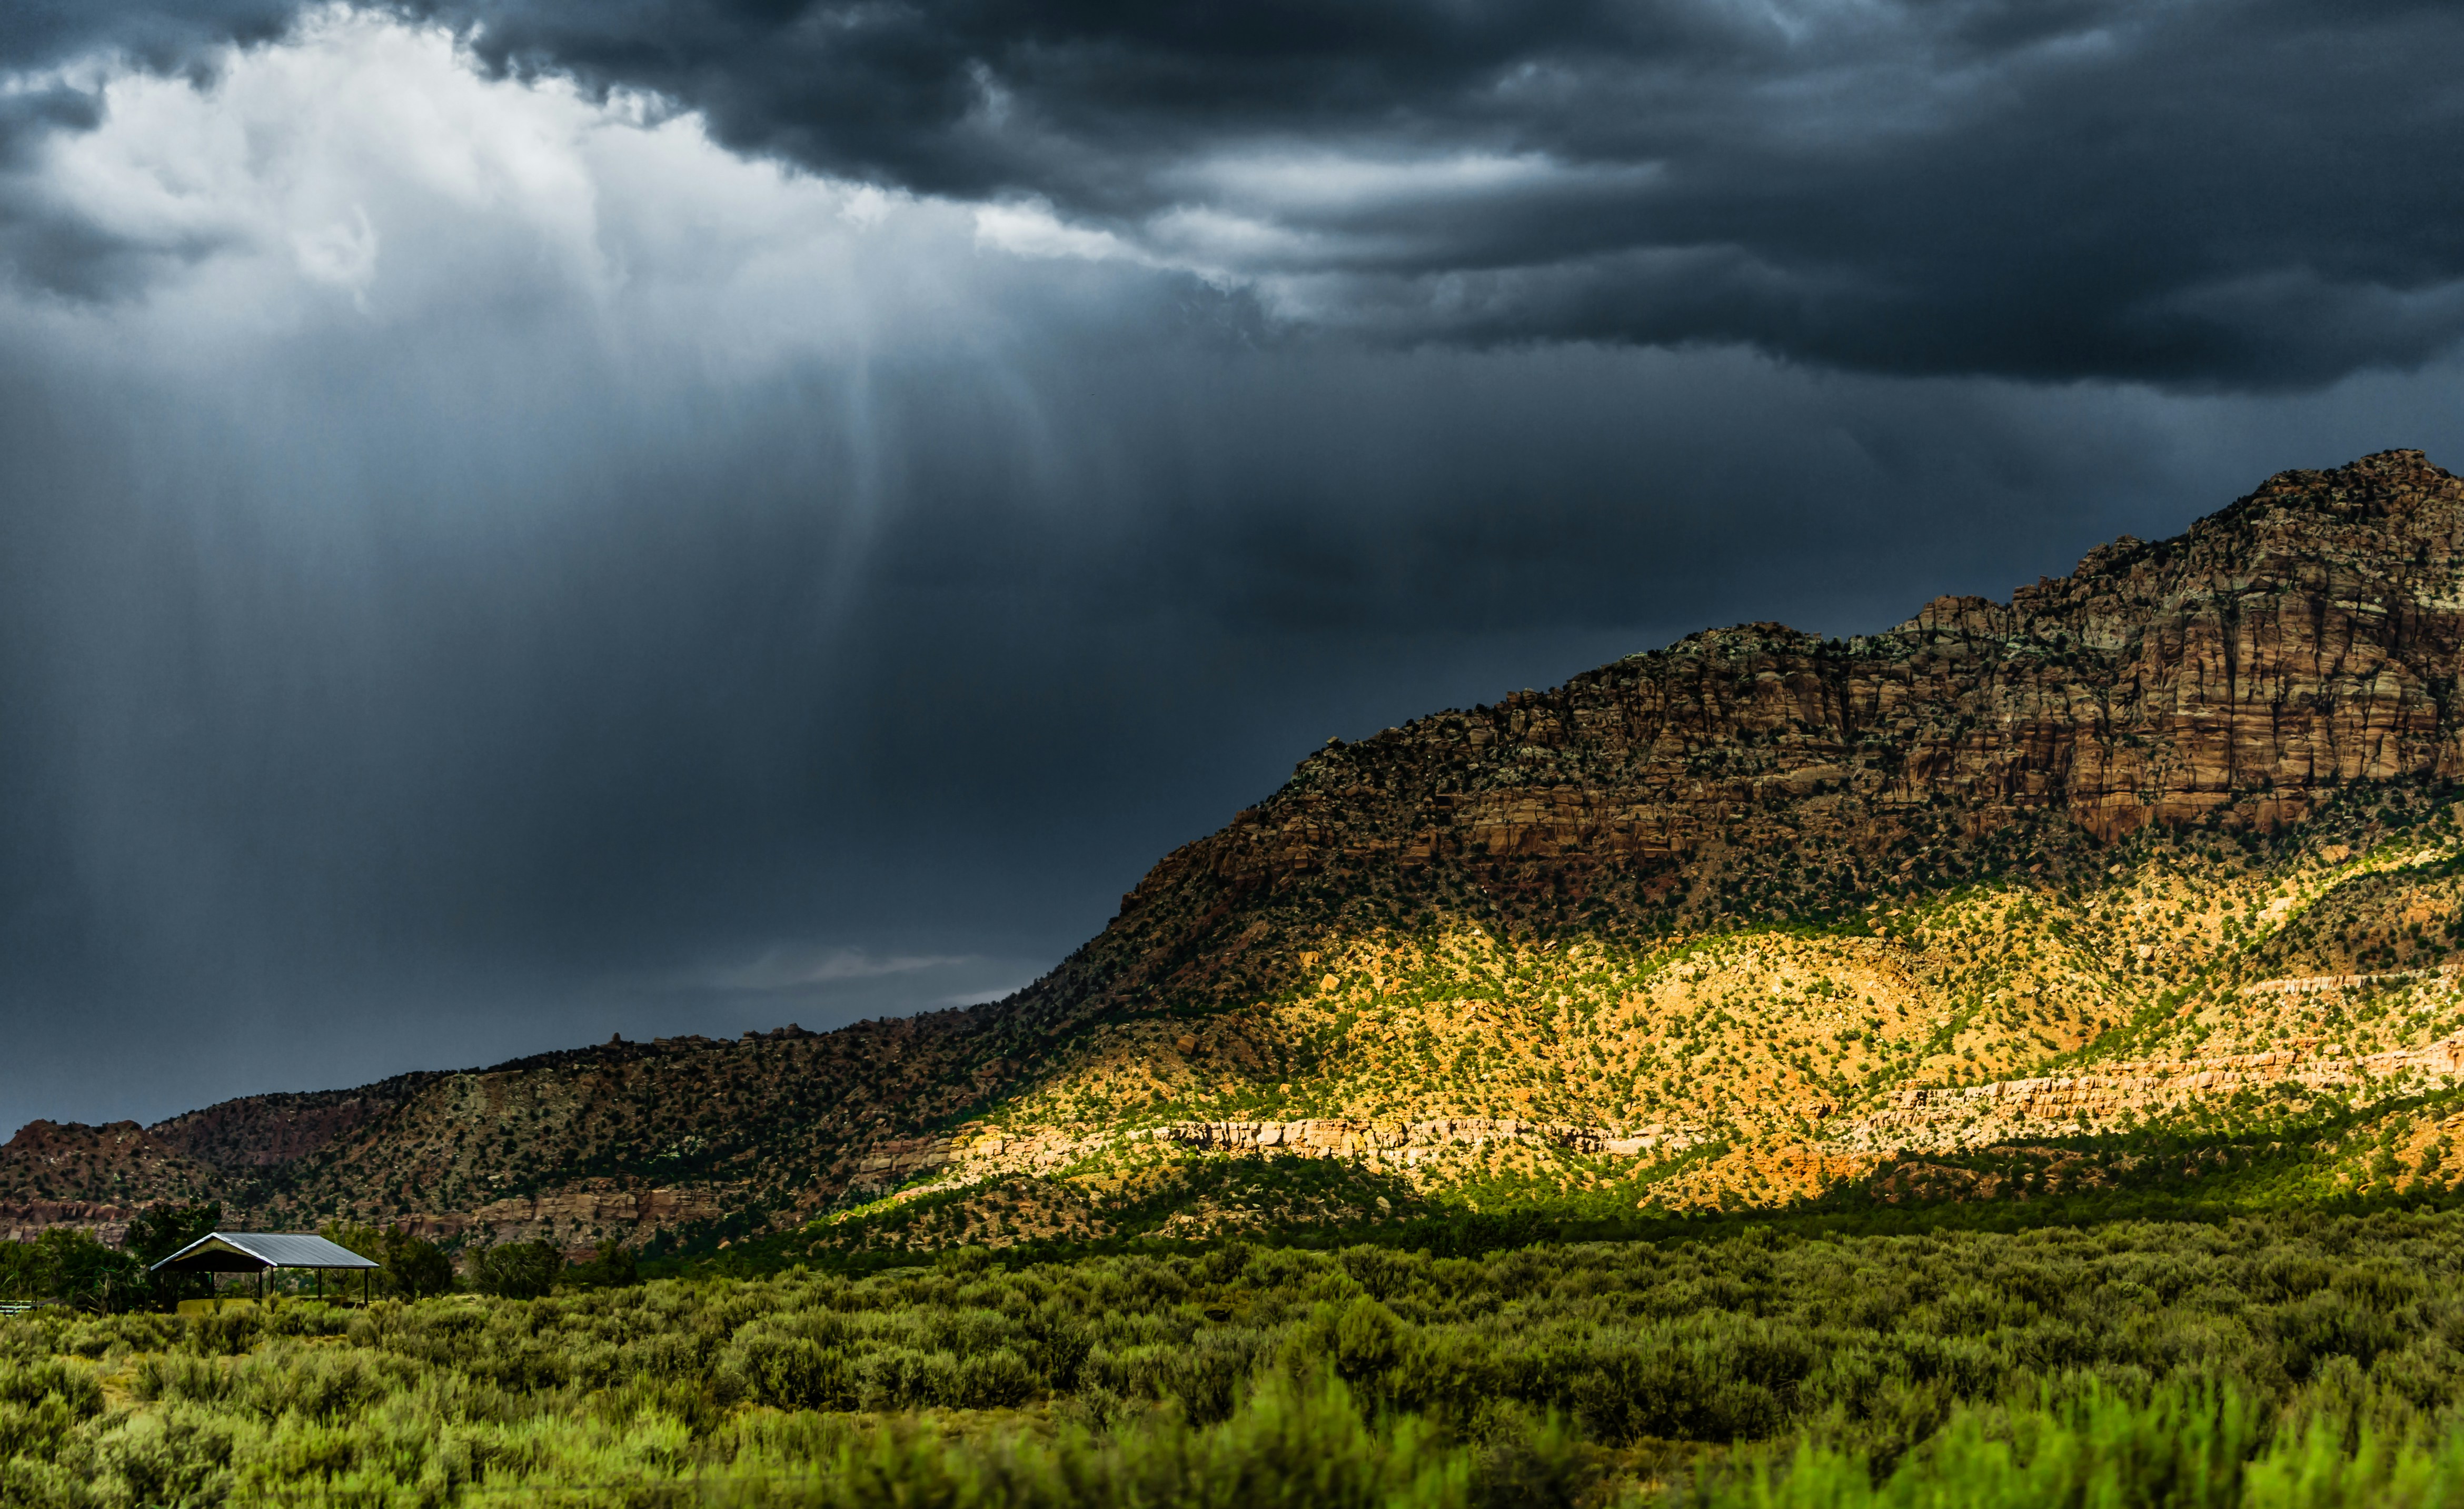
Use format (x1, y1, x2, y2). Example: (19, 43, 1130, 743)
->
(12, 1207, 2464, 1505)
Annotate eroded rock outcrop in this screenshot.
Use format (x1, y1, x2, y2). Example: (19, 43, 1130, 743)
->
(0, 1200, 142, 1245)
(1119, 450, 2464, 926)
(401, 1182, 733, 1256)
(923, 1116, 1686, 1188)
(1845, 1029, 2464, 1151)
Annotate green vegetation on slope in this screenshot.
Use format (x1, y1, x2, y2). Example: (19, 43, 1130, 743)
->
(743, 1069, 2464, 1267)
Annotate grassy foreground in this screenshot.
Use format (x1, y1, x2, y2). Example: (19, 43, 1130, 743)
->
(12, 1207, 2464, 1505)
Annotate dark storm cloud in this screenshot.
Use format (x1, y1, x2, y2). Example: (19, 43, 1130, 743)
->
(4, 0, 2462, 383)
(418, 0, 2464, 386)
(0, 286, 2261, 1125)
(0, 0, 293, 82)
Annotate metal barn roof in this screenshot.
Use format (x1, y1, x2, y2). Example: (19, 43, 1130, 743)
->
(151, 1232, 381, 1273)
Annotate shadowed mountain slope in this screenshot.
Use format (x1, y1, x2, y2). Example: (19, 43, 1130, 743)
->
(0, 1121, 223, 1244)
(148, 1074, 448, 1172)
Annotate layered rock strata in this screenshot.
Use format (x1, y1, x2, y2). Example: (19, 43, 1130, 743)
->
(1116, 449, 2464, 930)
(911, 1116, 1687, 1191)
(0, 1201, 144, 1246)
(1846, 1032, 2464, 1152)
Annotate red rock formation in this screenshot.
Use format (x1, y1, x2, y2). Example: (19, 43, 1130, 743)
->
(1122, 451, 2464, 916)
(0, 1120, 223, 1225)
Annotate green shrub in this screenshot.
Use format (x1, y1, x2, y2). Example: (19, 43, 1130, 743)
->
(954, 1347, 1037, 1410)
(468, 1240, 563, 1300)
(131, 1352, 234, 1406)
(0, 1356, 102, 1460)
(228, 1344, 405, 1424)
(723, 1331, 853, 1411)
(0, 1231, 141, 1310)
(567, 1240, 643, 1290)
(90, 1403, 235, 1509)
(185, 1305, 261, 1358)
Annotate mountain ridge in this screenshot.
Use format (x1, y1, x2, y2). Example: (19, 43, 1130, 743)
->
(16, 448, 2464, 1254)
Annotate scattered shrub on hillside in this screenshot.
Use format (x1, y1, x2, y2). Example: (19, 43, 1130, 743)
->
(466, 1238, 563, 1300)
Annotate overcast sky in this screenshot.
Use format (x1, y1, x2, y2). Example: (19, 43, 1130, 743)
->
(0, 1, 2459, 1132)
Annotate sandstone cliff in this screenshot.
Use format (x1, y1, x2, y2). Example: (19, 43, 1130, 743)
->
(1124, 447, 2464, 924)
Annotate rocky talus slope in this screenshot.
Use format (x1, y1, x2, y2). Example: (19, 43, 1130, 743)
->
(16, 450, 2464, 1253)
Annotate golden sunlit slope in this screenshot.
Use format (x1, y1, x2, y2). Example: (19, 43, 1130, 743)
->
(890, 801, 2326, 1114)
(815, 783, 2464, 1247)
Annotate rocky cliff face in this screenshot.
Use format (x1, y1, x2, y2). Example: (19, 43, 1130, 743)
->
(19, 451, 2464, 1252)
(1128, 448, 2464, 917)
